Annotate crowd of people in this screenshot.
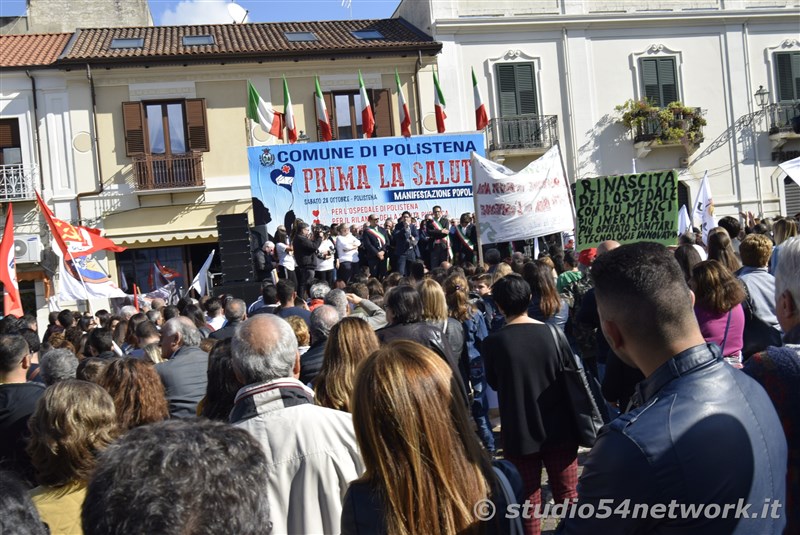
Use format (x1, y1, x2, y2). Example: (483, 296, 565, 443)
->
(0, 207, 798, 535)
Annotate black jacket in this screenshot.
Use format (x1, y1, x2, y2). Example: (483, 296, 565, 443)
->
(362, 226, 388, 260)
(292, 235, 321, 269)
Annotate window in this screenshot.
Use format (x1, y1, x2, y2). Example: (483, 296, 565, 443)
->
(775, 52, 800, 102)
(182, 35, 215, 46)
(351, 30, 384, 40)
(284, 32, 317, 42)
(640, 57, 678, 107)
(122, 99, 209, 156)
(496, 63, 538, 117)
(110, 37, 144, 49)
(0, 119, 22, 165)
(122, 100, 209, 189)
(316, 89, 392, 140)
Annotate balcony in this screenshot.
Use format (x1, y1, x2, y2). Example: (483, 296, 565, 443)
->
(132, 152, 204, 192)
(487, 114, 558, 161)
(0, 164, 38, 201)
(767, 102, 800, 150)
(626, 106, 705, 160)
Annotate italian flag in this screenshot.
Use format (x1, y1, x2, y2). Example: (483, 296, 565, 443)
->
(246, 81, 282, 138)
(472, 67, 489, 130)
(358, 70, 375, 138)
(283, 76, 297, 143)
(315, 76, 332, 142)
(395, 69, 411, 137)
(433, 71, 446, 133)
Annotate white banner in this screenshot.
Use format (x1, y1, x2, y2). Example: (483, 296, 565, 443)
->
(779, 155, 800, 187)
(472, 145, 573, 243)
(55, 248, 127, 303)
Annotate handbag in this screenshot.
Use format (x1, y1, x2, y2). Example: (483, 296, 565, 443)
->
(547, 324, 604, 447)
(740, 287, 783, 360)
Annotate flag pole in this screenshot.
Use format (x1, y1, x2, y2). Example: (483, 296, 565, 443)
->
(470, 152, 485, 269)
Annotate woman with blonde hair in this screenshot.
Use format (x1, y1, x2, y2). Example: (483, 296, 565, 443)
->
(444, 273, 494, 454)
(418, 278, 465, 381)
(313, 317, 379, 412)
(690, 260, 746, 367)
(27, 380, 120, 534)
(342, 340, 520, 535)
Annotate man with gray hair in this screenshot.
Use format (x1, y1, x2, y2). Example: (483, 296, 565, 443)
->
(744, 236, 800, 533)
(299, 304, 340, 384)
(209, 298, 246, 341)
(322, 288, 348, 318)
(230, 314, 364, 534)
(156, 317, 208, 418)
(308, 282, 331, 311)
(39, 348, 79, 386)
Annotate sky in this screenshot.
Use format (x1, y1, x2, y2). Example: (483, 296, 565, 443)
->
(0, 0, 402, 25)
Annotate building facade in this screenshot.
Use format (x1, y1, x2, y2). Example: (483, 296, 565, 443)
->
(395, 0, 800, 218)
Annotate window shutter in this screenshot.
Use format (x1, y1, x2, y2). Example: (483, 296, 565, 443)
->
(776, 52, 799, 102)
(641, 59, 661, 105)
(515, 64, 538, 115)
(497, 64, 519, 117)
(658, 58, 678, 105)
(372, 89, 393, 138)
(0, 119, 20, 149)
(185, 98, 210, 152)
(122, 102, 147, 156)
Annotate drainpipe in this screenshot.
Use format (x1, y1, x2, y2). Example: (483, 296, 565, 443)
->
(414, 50, 424, 135)
(742, 22, 765, 217)
(25, 70, 45, 191)
(76, 64, 104, 225)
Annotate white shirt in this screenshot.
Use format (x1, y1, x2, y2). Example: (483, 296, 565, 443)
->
(336, 234, 360, 263)
(315, 238, 336, 271)
(277, 242, 296, 271)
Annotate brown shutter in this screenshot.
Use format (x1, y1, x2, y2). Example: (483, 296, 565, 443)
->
(372, 89, 393, 138)
(185, 98, 210, 152)
(122, 102, 147, 156)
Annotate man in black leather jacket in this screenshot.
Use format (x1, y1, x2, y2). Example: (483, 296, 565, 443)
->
(559, 242, 787, 535)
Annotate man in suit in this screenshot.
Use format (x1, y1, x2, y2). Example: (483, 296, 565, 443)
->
(392, 211, 419, 277)
(209, 298, 247, 341)
(362, 214, 389, 279)
(425, 205, 451, 269)
(156, 317, 209, 418)
(451, 212, 478, 266)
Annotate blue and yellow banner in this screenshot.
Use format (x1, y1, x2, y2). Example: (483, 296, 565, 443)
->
(248, 133, 484, 229)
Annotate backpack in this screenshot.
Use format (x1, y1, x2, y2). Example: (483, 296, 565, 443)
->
(563, 275, 598, 361)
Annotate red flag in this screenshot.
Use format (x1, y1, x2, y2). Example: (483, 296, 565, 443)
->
(35, 191, 126, 258)
(156, 259, 181, 281)
(0, 205, 23, 317)
(133, 284, 139, 312)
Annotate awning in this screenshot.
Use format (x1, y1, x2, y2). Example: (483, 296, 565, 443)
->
(102, 201, 253, 246)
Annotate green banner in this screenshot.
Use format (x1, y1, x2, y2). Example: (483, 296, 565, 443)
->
(575, 170, 678, 250)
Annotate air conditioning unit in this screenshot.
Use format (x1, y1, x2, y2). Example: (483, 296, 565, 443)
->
(14, 235, 42, 264)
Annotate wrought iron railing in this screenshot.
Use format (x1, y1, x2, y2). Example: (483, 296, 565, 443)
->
(767, 102, 800, 135)
(0, 164, 38, 200)
(634, 107, 705, 144)
(487, 114, 558, 152)
(132, 152, 204, 190)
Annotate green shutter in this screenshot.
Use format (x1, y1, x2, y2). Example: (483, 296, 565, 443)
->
(496, 63, 538, 117)
(641, 57, 678, 107)
(515, 64, 538, 115)
(776, 52, 800, 102)
(658, 58, 678, 105)
(497, 64, 519, 116)
(641, 59, 661, 105)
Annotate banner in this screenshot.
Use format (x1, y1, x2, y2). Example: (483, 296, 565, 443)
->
(575, 170, 678, 250)
(471, 145, 573, 243)
(248, 134, 484, 229)
(55, 247, 127, 302)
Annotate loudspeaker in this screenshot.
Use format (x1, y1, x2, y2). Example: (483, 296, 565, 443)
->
(216, 214, 255, 284)
(213, 281, 262, 305)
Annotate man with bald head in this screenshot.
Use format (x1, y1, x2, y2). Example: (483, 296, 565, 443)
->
(156, 316, 209, 418)
(230, 314, 364, 534)
(558, 242, 786, 534)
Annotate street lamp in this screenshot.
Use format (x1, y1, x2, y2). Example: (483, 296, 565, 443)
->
(754, 85, 774, 132)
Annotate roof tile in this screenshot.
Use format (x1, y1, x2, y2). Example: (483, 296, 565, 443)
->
(61, 19, 438, 64)
(0, 33, 72, 68)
